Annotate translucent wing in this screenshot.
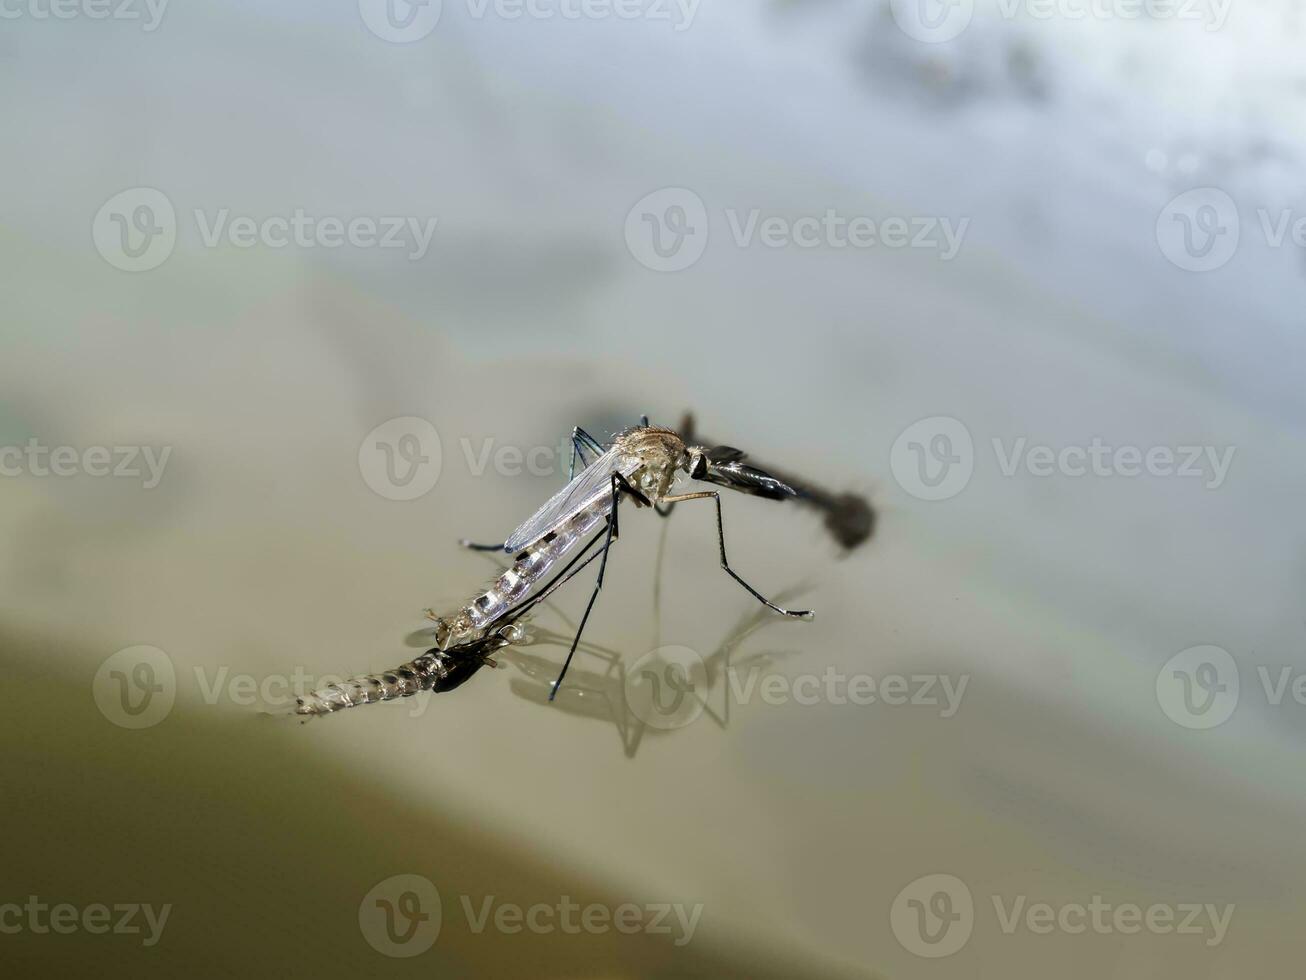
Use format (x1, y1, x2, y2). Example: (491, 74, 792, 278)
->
(503, 443, 639, 553)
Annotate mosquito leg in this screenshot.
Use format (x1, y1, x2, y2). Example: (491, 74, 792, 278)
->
(612, 471, 652, 508)
(459, 539, 507, 552)
(568, 426, 606, 481)
(549, 515, 615, 699)
(568, 429, 590, 483)
(659, 491, 814, 619)
(652, 506, 672, 633)
(571, 442, 585, 481)
(549, 472, 647, 701)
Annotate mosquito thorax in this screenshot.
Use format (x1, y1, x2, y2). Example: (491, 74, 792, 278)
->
(614, 425, 686, 502)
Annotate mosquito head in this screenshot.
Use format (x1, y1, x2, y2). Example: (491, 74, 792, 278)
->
(688, 445, 799, 500)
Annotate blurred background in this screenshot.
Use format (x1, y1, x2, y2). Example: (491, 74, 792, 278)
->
(3, 0, 1306, 976)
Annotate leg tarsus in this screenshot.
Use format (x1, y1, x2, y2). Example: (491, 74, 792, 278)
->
(460, 539, 507, 552)
(568, 427, 606, 482)
(659, 491, 814, 619)
(568, 430, 588, 483)
(575, 427, 604, 453)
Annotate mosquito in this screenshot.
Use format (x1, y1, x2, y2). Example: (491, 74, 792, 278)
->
(427, 416, 815, 701)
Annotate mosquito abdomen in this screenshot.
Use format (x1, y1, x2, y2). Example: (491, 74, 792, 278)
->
(434, 500, 609, 649)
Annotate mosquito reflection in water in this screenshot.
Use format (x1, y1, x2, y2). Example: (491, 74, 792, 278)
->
(470, 541, 812, 756)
